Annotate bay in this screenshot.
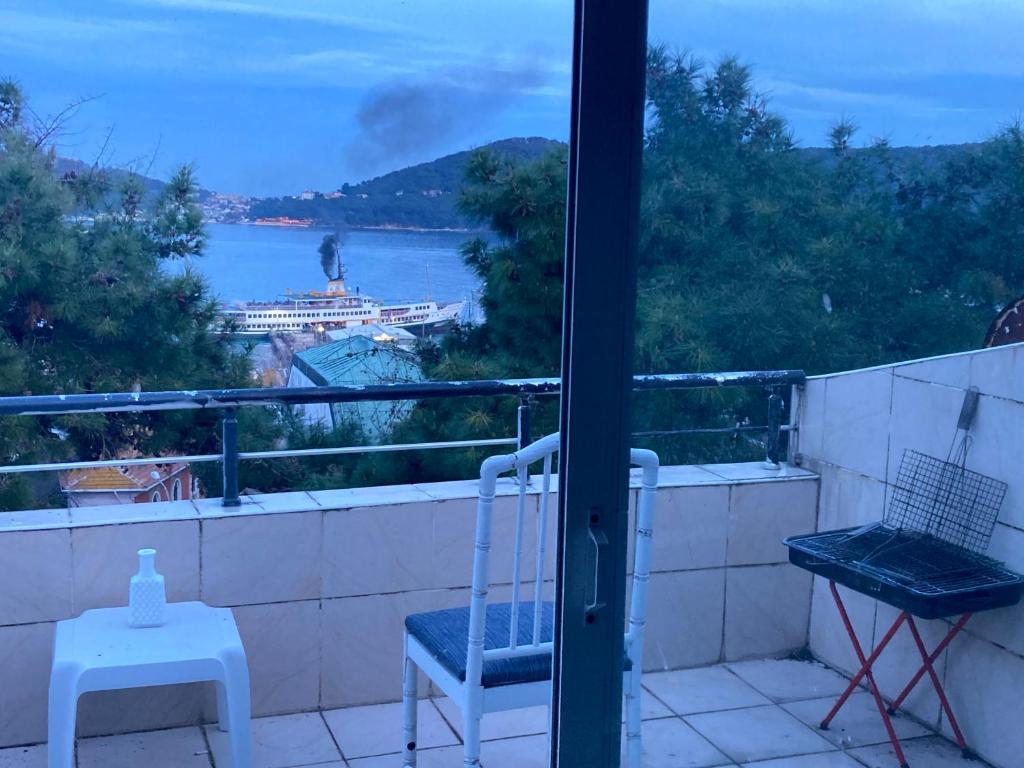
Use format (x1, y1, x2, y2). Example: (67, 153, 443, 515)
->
(174, 223, 483, 306)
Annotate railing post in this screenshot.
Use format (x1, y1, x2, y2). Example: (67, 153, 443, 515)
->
(764, 389, 784, 469)
(222, 408, 241, 507)
(517, 395, 532, 451)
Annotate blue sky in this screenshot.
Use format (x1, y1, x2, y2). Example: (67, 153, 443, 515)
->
(2, 0, 1023, 196)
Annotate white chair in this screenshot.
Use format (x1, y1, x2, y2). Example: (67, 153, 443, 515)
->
(402, 432, 658, 767)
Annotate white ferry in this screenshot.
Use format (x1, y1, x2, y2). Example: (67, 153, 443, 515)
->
(220, 277, 464, 337)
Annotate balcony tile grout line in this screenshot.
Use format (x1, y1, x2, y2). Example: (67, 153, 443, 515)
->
(317, 708, 348, 766)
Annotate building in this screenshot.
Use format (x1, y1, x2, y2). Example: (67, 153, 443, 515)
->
(59, 462, 195, 507)
(286, 335, 423, 440)
(325, 323, 418, 350)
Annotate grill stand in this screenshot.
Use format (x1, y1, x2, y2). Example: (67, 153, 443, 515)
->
(820, 581, 976, 767)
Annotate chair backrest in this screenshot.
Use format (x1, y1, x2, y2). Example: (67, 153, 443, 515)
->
(464, 432, 659, 686)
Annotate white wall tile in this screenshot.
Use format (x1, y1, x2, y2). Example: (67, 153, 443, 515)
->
(724, 565, 811, 661)
(820, 369, 893, 481)
(963, 393, 1024, 530)
(68, 500, 197, 526)
(796, 378, 826, 460)
(808, 577, 876, 679)
(894, 355, 971, 390)
(71, 521, 199, 612)
(311, 484, 434, 510)
(432, 495, 540, 590)
(944, 631, 1024, 768)
(323, 503, 436, 598)
(201, 511, 322, 606)
(321, 588, 470, 708)
(649, 485, 729, 572)
(0, 529, 72, 626)
(228, 600, 320, 716)
(967, 342, 1024, 404)
(885, 376, 967, 487)
(699, 463, 816, 482)
(642, 569, 725, 671)
(963, 524, 1024, 656)
(869, 604, 946, 729)
(76, 684, 205, 739)
(728, 480, 819, 566)
(814, 463, 887, 532)
(0, 622, 52, 747)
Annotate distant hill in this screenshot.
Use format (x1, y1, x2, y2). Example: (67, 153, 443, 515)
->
(53, 157, 215, 206)
(248, 137, 565, 230)
(796, 142, 985, 174)
(50, 136, 985, 230)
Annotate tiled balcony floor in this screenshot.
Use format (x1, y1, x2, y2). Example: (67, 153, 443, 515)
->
(0, 659, 989, 768)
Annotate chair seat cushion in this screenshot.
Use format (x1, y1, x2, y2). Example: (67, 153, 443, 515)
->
(406, 601, 631, 688)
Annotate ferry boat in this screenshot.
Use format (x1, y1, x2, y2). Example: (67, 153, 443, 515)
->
(220, 277, 464, 337)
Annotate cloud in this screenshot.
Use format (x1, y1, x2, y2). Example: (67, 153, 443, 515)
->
(0, 9, 171, 46)
(760, 78, 935, 109)
(121, 0, 412, 35)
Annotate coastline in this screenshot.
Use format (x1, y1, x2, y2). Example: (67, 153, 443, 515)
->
(212, 220, 482, 234)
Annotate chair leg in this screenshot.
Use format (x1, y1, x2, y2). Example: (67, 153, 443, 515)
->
(625, 669, 643, 768)
(463, 690, 482, 768)
(215, 680, 231, 733)
(402, 637, 418, 768)
(47, 665, 79, 768)
(219, 650, 252, 768)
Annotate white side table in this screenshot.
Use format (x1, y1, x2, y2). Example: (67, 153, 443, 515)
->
(48, 601, 251, 768)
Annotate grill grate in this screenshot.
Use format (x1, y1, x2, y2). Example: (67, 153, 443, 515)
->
(793, 525, 1020, 596)
(885, 449, 1007, 553)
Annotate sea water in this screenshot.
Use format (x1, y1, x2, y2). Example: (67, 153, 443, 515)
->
(172, 223, 484, 306)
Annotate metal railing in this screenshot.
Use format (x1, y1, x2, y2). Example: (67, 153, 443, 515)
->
(0, 370, 805, 506)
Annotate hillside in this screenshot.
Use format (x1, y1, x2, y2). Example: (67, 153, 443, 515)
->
(54, 157, 216, 206)
(248, 137, 564, 230)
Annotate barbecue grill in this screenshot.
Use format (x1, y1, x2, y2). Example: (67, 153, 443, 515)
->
(784, 391, 1023, 768)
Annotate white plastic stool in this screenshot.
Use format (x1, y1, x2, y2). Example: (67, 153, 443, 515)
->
(48, 601, 251, 768)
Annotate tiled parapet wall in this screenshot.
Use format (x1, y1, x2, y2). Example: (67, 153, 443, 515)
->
(795, 342, 1024, 768)
(0, 463, 818, 748)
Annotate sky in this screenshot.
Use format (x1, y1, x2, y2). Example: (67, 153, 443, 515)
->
(2, 0, 1023, 196)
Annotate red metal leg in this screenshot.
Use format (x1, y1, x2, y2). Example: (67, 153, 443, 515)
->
(903, 615, 970, 753)
(824, 582, 910, 768)
(888, 613, 969, 714)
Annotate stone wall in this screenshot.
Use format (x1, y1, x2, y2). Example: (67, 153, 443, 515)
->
(795, 342, 1024, 768)
(0, 464, 818, 747)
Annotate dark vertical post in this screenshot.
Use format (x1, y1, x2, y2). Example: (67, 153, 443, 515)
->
(517, 395, 532, 450)
(552, 1, 649, 766)
(222, 408, 241, 507)
(765, 389, 783, 468)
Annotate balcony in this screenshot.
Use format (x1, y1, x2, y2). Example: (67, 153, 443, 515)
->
(0, 342, 1021, 767)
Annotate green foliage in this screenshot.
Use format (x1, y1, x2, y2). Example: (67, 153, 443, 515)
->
(390, 49, 1024, 472)
(0, 84, 264, 507)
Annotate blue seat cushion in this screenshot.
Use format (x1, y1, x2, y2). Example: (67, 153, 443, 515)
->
(406, 601, 631, 688)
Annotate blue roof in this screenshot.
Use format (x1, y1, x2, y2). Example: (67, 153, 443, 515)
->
(293, 335, 423, 388)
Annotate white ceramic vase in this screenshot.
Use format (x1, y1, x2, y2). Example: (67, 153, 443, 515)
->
(129, 548, 167, 628)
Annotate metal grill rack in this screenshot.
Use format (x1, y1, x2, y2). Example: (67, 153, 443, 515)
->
(787, 449, 1017, 618)
(785, 435, 1022, 767)
(886, 449, 1007, 553)
(787, 526, 1023, 616)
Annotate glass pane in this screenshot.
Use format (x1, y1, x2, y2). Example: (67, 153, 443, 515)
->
(634, 4, 1022, 768)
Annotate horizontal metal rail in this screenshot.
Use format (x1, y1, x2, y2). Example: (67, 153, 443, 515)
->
(0, 370, 805, 505)
(0, 370, 805, 416)
(0, 438, 521, 475)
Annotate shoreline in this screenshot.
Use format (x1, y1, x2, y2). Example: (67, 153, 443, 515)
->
(212, 221, 482, 234)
